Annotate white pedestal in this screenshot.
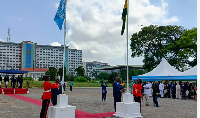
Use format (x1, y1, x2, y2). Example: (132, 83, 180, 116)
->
(114, 93, 142, 118)
(49, 94, 76, 118)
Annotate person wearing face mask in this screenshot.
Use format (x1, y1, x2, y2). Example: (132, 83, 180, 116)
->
(101, 81, 108, 101)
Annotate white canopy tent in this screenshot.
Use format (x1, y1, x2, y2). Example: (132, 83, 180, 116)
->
(141, 58, 182, 76)
(132, 58, 197, 81)
(180, 66, 197, 76)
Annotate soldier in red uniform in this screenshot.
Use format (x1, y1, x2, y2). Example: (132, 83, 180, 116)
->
(40, 75, 59, 118)
(133, 79, 142, 113)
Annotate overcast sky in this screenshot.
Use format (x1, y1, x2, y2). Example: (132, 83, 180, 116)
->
(0, 0, 197, 66)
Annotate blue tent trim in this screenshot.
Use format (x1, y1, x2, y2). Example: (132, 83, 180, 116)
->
(0, 70, 28, 74)
(132, 75, 197, 81)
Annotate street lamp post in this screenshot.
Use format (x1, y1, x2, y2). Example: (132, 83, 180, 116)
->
(33, 60, 35, 80)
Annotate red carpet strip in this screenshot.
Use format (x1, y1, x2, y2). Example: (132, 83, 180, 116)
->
(6, 94, 114, 118)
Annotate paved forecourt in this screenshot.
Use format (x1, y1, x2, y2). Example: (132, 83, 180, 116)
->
(0, 88, 197, 118)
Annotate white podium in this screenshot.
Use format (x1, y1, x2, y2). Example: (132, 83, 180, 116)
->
(114, 93, 142, 118)
(49, 94, 76, 118)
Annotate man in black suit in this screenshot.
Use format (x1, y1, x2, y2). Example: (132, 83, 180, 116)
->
(166, 82, 171, 98)
(171, 82, 176, 99)
(11, 75, 16, 88)
(113, 76, 126, 112)
(4, 74, 9, 88)
(181, 82, 187, 100)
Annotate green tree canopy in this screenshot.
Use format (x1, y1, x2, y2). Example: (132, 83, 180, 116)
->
(48, 67, 57, 81)
(96, 72, 109, 80)
(75, 66, 85, 76)
(130, 25, 197, 72)
(57, 67, 68, 81)
(108, 72, 118, 83)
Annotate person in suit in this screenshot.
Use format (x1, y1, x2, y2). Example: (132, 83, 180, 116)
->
(171, 82, 176, 99)
(11, 75, 16, 88)
(166, 82, 171, 98)
(51, 78, 60, 106)
(19, 75, 23, 88)
(113, 76, 125, 112)
(4, 74, 9, 88)
(40, 75, 59, 118)
(101, 81, 108, 101)
(63, 81, 66, 91)
(181, 82, 187, 100)
(0, 75, 2, 88)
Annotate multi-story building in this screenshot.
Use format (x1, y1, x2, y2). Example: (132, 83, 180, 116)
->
(0, 42, 21, 70)
(82, 61, 110, 77)
(0, 41, 82, 78)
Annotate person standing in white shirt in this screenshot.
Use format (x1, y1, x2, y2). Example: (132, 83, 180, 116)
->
(159, 81, 164, 98)
(148, 82, 152, 97)
(143, 82, 150, 106)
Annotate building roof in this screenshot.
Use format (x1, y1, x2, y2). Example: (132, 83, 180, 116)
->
(96, 65, 143, 70)
(21, 68, 51, 72)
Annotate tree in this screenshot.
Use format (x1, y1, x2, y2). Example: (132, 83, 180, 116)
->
(45, 70, 51, 75)
(48, 67, 57, 81)
(57, 67, 67, 81)
(75, 66, 85, 76)
(119, 69, 127, 80)
(129, 68, 145, 80)
(96, 72, 109, 80)
(108, 72, 118, 83)
(130, 25, 197, 72)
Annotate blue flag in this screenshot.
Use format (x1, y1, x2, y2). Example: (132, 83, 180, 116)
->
(54, 0, 66, 30)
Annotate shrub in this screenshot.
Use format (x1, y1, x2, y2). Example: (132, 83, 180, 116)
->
(74, 76, 87, 82)
(23, 77, 34, 81)
(38, 77, 43, 81)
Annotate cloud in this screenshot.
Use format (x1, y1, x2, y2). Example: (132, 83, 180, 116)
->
(18, 18, 22, 21)
(50, 42, 61, 46)
(55, 0, 179, 66)
(0, 38, 3, 42)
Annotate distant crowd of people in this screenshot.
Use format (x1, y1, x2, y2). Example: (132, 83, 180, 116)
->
(0, 74, 24, 88)
(100, 77, 197, 113)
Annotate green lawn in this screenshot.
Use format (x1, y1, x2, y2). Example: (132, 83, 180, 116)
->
(0, 81, 113, 88)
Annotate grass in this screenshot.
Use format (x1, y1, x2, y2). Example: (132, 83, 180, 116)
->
(0, 80, 113, 88)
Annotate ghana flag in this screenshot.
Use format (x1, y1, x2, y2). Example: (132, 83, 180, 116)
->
(121, 0, 127, 35)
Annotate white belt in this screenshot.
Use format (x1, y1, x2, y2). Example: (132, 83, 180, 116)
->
(44, 90, 51, 92)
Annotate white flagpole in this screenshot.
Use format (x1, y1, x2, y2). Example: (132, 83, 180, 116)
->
(126, 0, 129, 93)
(62, 0, 67, 94)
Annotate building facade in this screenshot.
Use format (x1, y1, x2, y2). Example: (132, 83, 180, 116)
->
(82, 61, 110, 77)
(0, 41, 82, 76)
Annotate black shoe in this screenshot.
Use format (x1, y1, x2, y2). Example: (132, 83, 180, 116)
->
(156, 105, 159, 107)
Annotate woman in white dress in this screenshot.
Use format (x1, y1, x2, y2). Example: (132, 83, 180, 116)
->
(176, 82, 181, 99)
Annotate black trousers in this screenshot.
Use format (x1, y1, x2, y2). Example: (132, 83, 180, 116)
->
(114, 97, 121, 112)
(182, 91, 186, 99)
(64, 85, 66, 91)
(172, 90, 175, 99)
(167, 89, 170, 98)
(12, 82, 16, 88)
(134, 96, 141, 113)
(40, 99, 50, 118)
(19, 82, 22, 88)
(102, 93, 106, 101)
(70, 86, 72, 91)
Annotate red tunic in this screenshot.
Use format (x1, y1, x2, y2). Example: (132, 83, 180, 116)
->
(42, 81, 59, 100)
(133, 84, 142, 97)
